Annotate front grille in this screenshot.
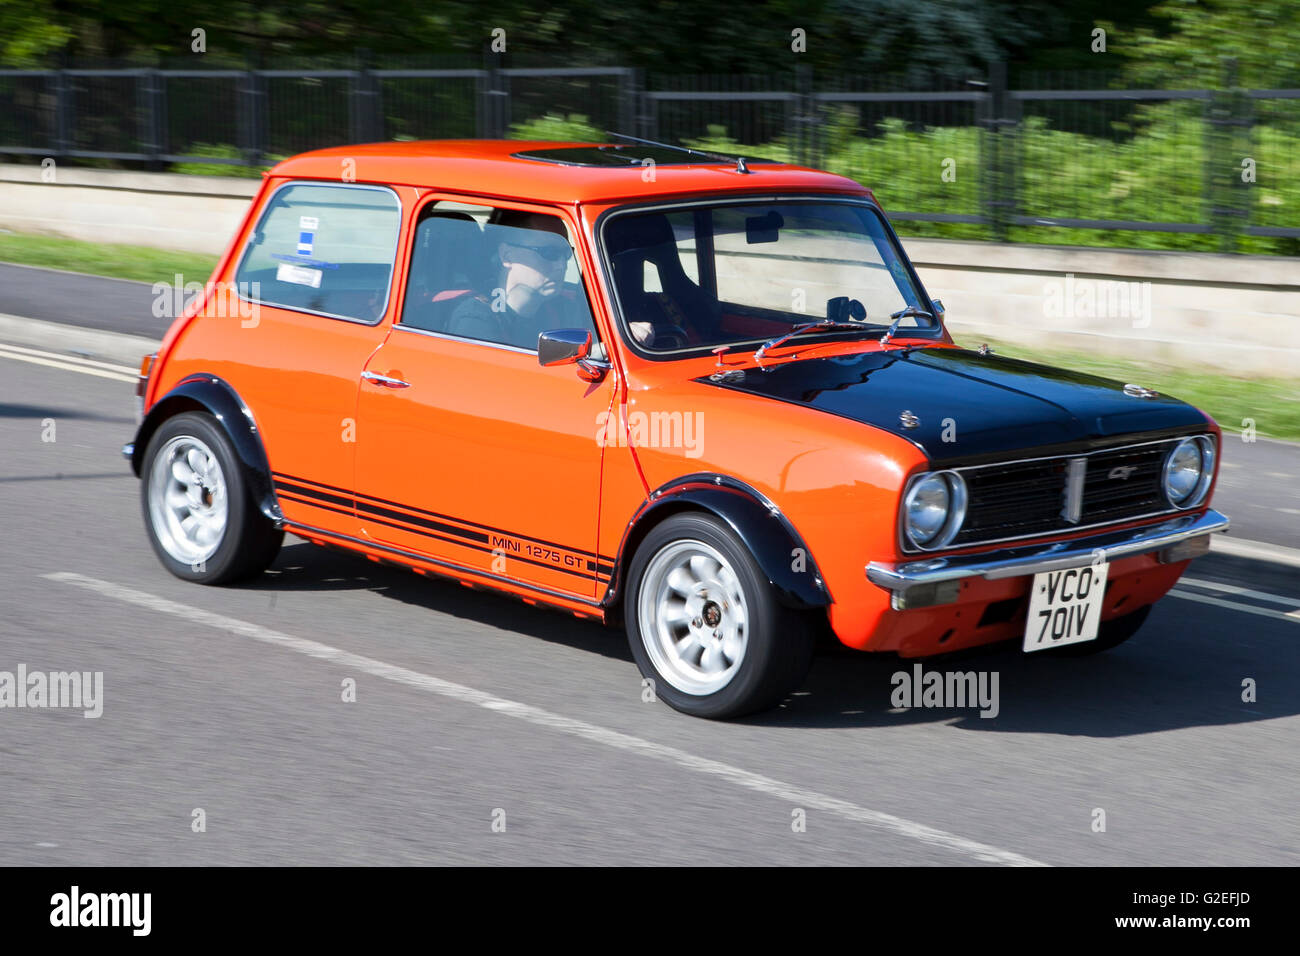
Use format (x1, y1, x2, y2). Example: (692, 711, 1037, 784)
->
(954, 459, 1068, 544)
(921, 436, 1204, 553)
(1081, 444, 1168, 523)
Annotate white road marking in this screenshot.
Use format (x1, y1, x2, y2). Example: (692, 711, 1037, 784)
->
(44, 570, 1047, 867)
(1169, 588, 1300, 623)
(1212, 536, 1300, 569)
(0, 341, 137, 373)
(1179, 576, 1300, 610)
(0, 343, 136, 383)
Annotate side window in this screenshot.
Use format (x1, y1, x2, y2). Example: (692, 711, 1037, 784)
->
(405, 204, 601, 354)
(236, 183, 401, 323)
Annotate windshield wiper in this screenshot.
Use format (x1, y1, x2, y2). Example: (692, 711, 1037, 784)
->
(754, 320, 870, 366)
(879, 306, 934, 346)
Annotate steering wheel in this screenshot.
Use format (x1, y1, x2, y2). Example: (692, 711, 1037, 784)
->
(652, 326, 690, 350)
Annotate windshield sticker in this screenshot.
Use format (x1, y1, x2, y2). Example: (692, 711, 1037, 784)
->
(271, 253, 339, 269)
(276, 262, 323, 288)
(297, 216, 319, 256)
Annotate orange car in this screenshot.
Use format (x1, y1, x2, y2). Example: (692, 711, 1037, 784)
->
(125, 139, 1228, 718)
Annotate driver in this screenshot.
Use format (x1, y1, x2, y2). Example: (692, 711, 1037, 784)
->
(448, 211, 582, 350)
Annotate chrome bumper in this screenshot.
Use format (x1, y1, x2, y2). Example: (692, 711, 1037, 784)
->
(866, 508, 1229, 594)
(121, 442, 135, 461)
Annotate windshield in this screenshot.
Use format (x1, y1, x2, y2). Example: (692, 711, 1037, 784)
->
(601, 199, 935, 355)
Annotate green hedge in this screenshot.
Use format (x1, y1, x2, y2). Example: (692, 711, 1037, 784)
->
(507, 108, 1300, 256)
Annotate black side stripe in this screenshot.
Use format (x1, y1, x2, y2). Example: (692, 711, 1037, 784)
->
(276, 481, 611, 580)
(273, 470, 615, 565)
(283, 520, 606, 610)
(277, 489, 609, 582)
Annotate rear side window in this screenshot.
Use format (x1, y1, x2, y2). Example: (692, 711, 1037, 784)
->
(236, 182, 401, 323)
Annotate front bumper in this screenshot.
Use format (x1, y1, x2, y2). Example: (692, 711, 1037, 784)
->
(866, 508, 1229, 596)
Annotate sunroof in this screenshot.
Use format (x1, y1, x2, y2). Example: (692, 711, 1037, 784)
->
(513, 144, 773, 167)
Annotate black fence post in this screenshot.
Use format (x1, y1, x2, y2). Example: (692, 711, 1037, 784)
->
(350, 68, 378, 143)
(138, 69, 165, 169)
(635, 70, 655, 140)
(53, 62, 71, 159)
(1206, 58, 1248, 254)
(794, 62, 816, 167)
(1234, 87, 1255, 251)
(982, 61, 1014, 242)
(239, 68, 265, 168)
(480, 46, 509, 138)
(616, 67, 638, 138)
(351, 49, 382, 143)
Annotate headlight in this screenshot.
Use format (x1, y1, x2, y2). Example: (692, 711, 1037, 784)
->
(903, 470, 967, 550)
(1163, 436, 1214, 509)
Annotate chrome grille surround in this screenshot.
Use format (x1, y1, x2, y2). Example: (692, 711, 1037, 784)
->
(899, 434, 1217, 554)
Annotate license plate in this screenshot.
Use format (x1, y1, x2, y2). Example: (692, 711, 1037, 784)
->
(1023, 563, 1109, 652)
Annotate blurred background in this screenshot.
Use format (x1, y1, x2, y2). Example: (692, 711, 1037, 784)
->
(0, 0, 1297, 423)
(1, 0, 1297, 253)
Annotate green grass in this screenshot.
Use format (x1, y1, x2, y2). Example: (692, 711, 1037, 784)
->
(168, 143, 275, 179)
(976, 334, 1300, 443)
(0, 232, 219, 285)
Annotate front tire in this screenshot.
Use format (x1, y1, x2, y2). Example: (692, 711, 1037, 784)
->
(141, 411, 283, 584)
(625, 512, 815, 719)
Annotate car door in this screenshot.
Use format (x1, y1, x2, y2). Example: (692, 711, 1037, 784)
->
(224, 179, 408, 538)
(352, 199, 616, 600)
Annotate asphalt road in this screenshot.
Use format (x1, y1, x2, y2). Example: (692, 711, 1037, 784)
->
(2, 350, 1299, 865)
(0, 262, 175, 340)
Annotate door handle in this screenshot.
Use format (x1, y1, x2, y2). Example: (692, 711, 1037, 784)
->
(361, 370, 410, 388)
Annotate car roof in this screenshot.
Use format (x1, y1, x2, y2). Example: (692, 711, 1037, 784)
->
(266, 140, 870, 204)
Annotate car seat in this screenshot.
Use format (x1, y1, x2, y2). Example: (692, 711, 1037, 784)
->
(402, 211, 489, 332)
(606, 213, 721, 345)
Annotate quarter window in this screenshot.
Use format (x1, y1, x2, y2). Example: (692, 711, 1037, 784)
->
(236, 183, 401, 323)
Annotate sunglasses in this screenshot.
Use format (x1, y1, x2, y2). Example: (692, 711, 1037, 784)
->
(505, 238, 570, 262)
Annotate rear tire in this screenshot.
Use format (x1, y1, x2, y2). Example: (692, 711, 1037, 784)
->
(625, 512, 815, 719)
(141, 411, 283, 585)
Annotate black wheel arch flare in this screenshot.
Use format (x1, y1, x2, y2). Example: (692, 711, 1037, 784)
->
(129, 374, 283, 527)
(604, 473, 833, 612)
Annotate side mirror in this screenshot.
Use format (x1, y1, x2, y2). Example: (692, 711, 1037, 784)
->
(931, 298, 946, 319)
(538, 329, 606, 382)
(538, 328, 591, 366)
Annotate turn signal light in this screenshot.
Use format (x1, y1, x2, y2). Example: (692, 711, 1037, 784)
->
(891, 578, 962, 610)
(1159, 534, 1212, 564)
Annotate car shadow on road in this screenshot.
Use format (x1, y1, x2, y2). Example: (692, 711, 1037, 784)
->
(0, 402, 134, 423)
(767, 599, 1300, 735)
(255, 542, 1297, 736)
(250, 541, 631, 664)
